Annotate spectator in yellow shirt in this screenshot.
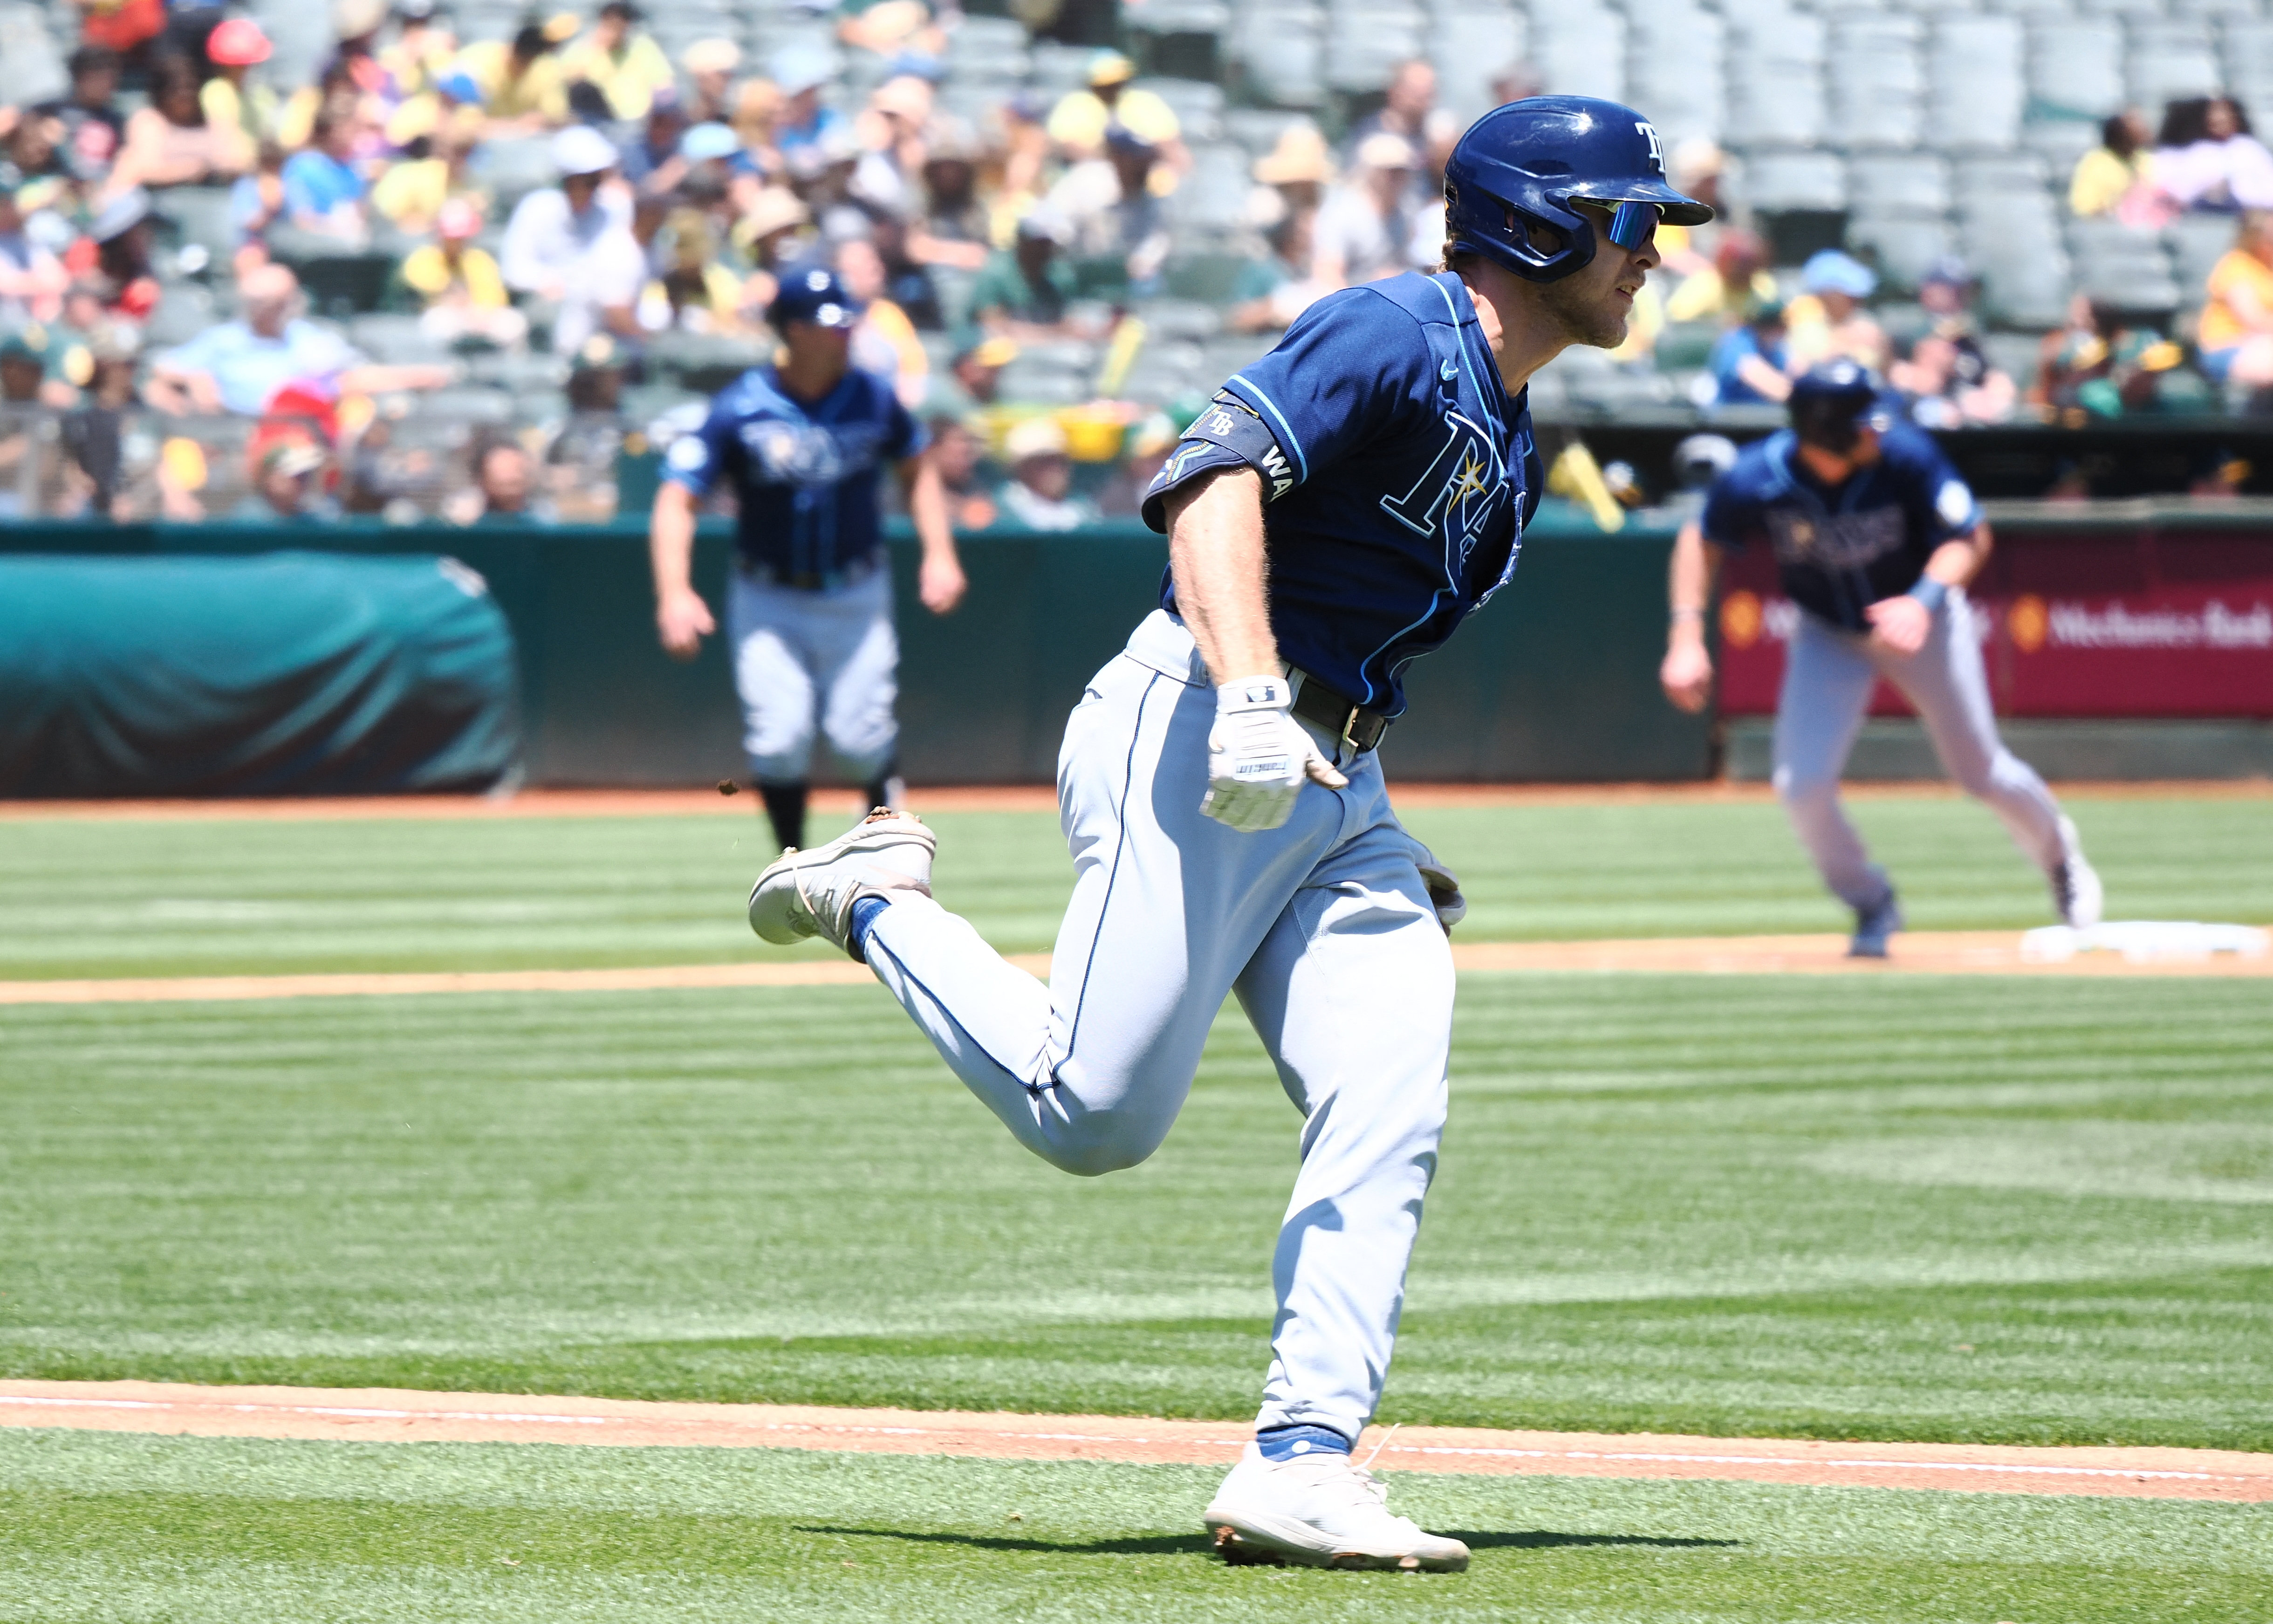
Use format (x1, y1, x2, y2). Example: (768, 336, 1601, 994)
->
(1045, 50, 1185, 173)
(370, 123, 480, 235)
(1782, 249, 1890, 371)
(458, 23, 572, 135)
(200, 19, 281, 154)
(379, 0, 459, 100)
(558, 0, 676, 123)
(2197, 209, 2273, 391)
(838, 235, 928, 408)
(403, 198, 527, 349)
(2070, 109, 2152, 219)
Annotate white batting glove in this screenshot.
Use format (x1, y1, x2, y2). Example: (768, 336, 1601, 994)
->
(1202, 676, 1349, 832)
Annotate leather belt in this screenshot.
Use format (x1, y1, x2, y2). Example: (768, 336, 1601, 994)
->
(1289, 671, 1390, 754)
(737, 554, 876, 593)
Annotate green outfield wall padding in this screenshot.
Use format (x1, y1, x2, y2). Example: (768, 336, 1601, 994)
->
(0, 517, 1708, 786)
(0, 551, 522, 797)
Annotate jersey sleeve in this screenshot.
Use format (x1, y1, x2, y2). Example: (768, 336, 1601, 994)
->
(661, 393, 739, 498)
(882, 384, 925, 462)
(1903, 432, 1982, 541)
(1697, 472, 1760, 552)
(1140, 286, 1429, 532)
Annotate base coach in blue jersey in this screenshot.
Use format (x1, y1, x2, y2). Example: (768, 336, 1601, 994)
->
(743, 97, 1706, 1571)
(1661, 362, 2102, 956)
(648, 266, 967, 853)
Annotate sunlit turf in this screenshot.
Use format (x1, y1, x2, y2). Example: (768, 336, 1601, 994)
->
(6, 794, 2269, 1619)
(4, 972, 2268, 1451)
(3, 1430, 2268, 1624)
(1, 793, 2266, 978)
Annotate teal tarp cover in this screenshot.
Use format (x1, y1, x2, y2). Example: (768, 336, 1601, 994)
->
(0, 551, 522, 796)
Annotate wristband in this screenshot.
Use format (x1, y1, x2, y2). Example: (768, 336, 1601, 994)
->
(1906, 577, 1949, 613)
(1218, 676, 1291, 713)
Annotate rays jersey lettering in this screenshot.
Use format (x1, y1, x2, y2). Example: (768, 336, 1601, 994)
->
(1140, 271, 1542, 719)
(665, 364, 922, 577)
(1700, 424, 1984, 633)
(1378, 409, 1507, 573)
(738, 419, 889, 485)
(1765, 505, 1904, 571)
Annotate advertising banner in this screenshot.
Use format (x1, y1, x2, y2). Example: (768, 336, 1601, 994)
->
(1715, 526, 2273, 719)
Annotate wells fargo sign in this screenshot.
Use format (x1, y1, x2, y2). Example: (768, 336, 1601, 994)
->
(1713, 523, 2273, 718)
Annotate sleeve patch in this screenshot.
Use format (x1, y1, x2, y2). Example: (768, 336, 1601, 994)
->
(667, 436, 710, 473)
(1935, 477, 1977, 528)
(1178, 391, 1298, 500)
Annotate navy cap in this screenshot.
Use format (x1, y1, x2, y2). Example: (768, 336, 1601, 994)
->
(767, 264, 862, 329)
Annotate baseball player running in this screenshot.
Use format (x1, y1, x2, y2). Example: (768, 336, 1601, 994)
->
(743, 98, 1707, 1572)
(649, 265, 967, 852)
(1660, 361, 2102, 955)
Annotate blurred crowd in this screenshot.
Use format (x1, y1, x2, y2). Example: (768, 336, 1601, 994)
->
(9, 2, 2273, 525)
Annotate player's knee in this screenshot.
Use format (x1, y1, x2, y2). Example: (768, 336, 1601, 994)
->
(1951, 749, 2010, 799)
(827, 734, 897, 782)
(1772, 761, 1839, 809)
(1036, 1108, 1170, 1177)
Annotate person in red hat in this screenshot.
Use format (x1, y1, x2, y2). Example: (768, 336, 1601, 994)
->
(202, 19, 281, 154)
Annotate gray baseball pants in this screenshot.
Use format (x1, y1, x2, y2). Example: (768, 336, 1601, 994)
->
(1773, 588, 2065, 910)
(859, 610, 1451, 1444)
(726, 565, 899, 785)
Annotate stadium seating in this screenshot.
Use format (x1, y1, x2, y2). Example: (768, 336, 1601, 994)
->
(14, 0, 2273, 529)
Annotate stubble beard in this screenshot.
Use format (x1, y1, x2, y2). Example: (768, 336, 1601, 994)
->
(1538, 267, 1631, 350)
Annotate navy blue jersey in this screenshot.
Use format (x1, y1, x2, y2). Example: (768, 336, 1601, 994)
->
(664, 365, 924, 577)
(1699, 425, 1983, 631)
(1140, 271, 1541, 718)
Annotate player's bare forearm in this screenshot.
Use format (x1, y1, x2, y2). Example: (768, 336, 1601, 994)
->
(1660, 521, 1719, 713)
(902, 455, 967, 614)
(1927, 523, 1989, 587)
(1164, 468, 1278, 683)
(1665, 522, 1719, 650)
(648, 483, 713, 658)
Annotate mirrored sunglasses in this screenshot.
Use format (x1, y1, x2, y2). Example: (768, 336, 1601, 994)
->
(1602, 199, 1662, 251)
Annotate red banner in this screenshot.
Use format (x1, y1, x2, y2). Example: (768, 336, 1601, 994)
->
(1716, 527, 2273, 718)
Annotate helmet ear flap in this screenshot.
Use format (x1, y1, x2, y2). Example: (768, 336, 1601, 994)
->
(1446, 180, 1597, 284)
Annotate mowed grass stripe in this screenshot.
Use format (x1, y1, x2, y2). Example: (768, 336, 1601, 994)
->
(1, 1430, 2268, 1624)
(5, 796, 2266, 979)
(4, 975, 2268, 1449)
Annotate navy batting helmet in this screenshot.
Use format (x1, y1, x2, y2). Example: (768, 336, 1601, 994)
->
(1444, 96, 1713, 284)
(1788, 360, 1896, 452)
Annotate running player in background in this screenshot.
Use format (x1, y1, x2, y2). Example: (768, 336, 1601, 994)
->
(649, 266, 967, 851)
(1660, 361, 2102, 956)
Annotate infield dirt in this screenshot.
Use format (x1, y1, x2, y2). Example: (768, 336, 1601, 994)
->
(5, 1381, 2268, 1503)
(0, 929, 2261, 1005)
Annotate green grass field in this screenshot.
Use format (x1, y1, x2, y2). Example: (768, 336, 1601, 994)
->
(5, 1430, 2268, 1624)
(4, 793, 2267, 978)
(3, 792, 2268, 1620)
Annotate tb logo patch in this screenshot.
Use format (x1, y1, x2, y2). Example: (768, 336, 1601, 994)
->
(1379, 411, 1502, 564)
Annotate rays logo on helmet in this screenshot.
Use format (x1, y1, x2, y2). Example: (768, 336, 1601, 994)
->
(1636, 121, 1664, 174)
